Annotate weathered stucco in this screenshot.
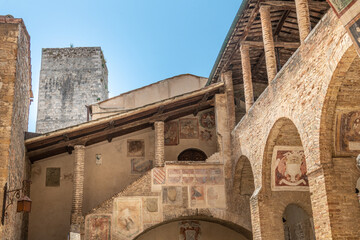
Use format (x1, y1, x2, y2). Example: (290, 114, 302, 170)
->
(90, 74, 207, 120)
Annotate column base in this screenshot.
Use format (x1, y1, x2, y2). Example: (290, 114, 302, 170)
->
(69, 231, 81, 240)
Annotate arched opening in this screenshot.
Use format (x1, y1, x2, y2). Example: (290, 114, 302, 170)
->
(282, 204, 315, 240)
(231, 156, 255, 229)
(318, 45, 360, 238)
(178, 148, 207, 161)
(258, 117, 313, 239)
(135, 217, 252, 240)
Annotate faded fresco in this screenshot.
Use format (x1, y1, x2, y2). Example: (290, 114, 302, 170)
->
(162, 186, 183, 205)
(271, 146, 308, 191)
(179, 118, 199, 139)
(152, 168, 166, 185)
(131, 158, 153, 174)
(127, 139, 145, 157)
(179, 221, 201, 240)
(206, 185, 226, 208)
(112, 198, 142, 239)
(164, 121, 179, 145)
(199, 110, 215, 129)
(142, 197, 162, 224)
(200, 130, 212, 141)
(327, 0, 355, 14)
(189, 186, 205, 208)
(348, 16, 360, 48)
(167, 167, 224, 185)
(46, 168, 60, 187)
(338, 111, 360, 152)
(85, 215, 111, 240)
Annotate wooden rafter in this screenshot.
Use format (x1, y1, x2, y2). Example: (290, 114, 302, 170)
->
(222, 0, 263, 72)
(261, 1, 329, 11)
(241, 40, 299, 48)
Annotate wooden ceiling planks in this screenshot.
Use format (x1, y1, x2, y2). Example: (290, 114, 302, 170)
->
(26, 83, 224, 162)
(210, 0, 330, 86)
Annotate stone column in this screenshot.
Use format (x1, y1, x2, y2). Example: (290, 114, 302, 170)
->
(295, 0, 311, 43)
(260, 5, 277, 82)
(222, 71, 236, 130)
(70, 145, 85, 237)
(240, 45, 254, 112)
(154, 121, 165, 167)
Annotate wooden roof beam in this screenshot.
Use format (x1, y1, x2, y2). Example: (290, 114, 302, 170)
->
(27, 99, 215, 161)
(261, 1, 328, 11)
(241, 40, 299, 48)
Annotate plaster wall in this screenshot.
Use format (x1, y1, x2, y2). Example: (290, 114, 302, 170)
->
(28, 109, 217, 240)
(164, 110, 217, 162)
(91, 74, 208, 120)
(28, 154, 73, 240)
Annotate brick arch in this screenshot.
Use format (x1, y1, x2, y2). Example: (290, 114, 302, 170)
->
(316, 44, 360, 239)
(233, 155, 255, 196)
(229, 155, 255, 229)
(133, 215, 253, 240)
(319, 45, 358, 167)
(255, 117, 312, 240)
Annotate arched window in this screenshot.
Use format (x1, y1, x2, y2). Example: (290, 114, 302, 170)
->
(177, 148, 207, 161)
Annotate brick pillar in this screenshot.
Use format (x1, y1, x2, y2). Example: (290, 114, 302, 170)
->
(222, 71, 236, 130)
(154, 121, 165, 167)
(70, 145, 85, 235)
(260, 5, 277, 82)
(240, 45, 254, 112)
(295, 0, 311, 43)
(215, 94, 231, 177)
(250, 192, 262, 239)
(307, 168, 333, 239)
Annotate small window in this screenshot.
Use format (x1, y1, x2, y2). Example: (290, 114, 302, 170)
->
(46, 168, 60, 187)
(177, 148, 207, 161)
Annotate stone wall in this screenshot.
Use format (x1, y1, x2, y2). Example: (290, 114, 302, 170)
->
(36, 47, 108, 133)
(0, 16, 31, 240)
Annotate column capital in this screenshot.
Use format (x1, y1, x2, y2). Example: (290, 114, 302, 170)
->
(240, 44, 249, 52)
(74, 145, 85, 150)
(221, 70, 233, 80)
(259, 4, 271, 12)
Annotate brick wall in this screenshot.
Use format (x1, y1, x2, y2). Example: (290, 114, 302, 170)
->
(231, 10, 359, 239)
(36, 47, 108, 133)
(0, 16, 31, 240)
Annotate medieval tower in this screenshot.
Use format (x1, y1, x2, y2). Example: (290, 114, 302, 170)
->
(36, 47, 108, 133)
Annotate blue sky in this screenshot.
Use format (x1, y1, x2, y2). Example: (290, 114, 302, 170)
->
(1, 0, 241, 132)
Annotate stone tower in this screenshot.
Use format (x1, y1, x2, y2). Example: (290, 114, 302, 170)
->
(36, 47, 108, 133)
(0, 15, 32, 239)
